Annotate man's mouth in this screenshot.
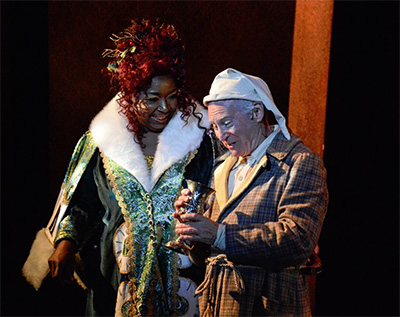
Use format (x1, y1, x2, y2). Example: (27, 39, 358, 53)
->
(225, 142, 236, 148)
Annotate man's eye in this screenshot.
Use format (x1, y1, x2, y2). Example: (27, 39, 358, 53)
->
(223, 120, 232, 127)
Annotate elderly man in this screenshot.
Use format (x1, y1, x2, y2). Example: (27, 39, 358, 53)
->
(174, 68, 328, 316)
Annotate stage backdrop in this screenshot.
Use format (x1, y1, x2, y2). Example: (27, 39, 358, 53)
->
(2, 1, 398, 316)
(47, 1, 296, 207)
(4, 2, 297, 316)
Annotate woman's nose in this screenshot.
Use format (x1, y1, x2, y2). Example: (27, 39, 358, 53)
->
(158, 99, 168, 112)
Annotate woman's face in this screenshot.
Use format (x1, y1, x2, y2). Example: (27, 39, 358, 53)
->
(137, 75, 179, 133)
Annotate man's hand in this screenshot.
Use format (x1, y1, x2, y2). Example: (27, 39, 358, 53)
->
(173, 189, 218, 245)
(48, 239, 76, 286)
(173, 188, 193, 217)
(175, 213, 219, 245)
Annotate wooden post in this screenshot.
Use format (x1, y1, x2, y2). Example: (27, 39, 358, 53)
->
(288, 0, 334, 158)
(288, 1, 334, 314)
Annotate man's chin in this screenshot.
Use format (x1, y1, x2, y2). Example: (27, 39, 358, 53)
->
(230, 150, 241, 157)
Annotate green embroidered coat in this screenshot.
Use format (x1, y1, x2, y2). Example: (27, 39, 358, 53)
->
(46, 96, 215, 316)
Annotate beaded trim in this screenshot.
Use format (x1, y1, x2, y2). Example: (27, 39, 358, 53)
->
(101, 151, 138, 316)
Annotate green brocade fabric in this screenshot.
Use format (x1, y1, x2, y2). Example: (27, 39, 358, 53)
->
(63, 132, 98, 203)
(102, 152, 189, 316)
(51, 131, 98, 243)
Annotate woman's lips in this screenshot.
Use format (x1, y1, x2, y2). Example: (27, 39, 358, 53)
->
(151, 114, 169, 123)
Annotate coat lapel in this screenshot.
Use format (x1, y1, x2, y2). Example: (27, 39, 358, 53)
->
(214, 155, 238, 212)
(214, 155, 269, 221)
(227, 155, 269, 205)
(150, 105, 209, 187)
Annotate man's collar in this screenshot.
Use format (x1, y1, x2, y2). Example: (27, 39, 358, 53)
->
(267, 129, 301, 161)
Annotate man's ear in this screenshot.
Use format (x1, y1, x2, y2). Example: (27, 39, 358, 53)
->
(252, 102, 265, 123)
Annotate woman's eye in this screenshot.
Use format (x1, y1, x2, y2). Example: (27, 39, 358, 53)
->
(211, 123, 218, 131)
(168, 94, 178, 100)
(146, 97, 158, 103)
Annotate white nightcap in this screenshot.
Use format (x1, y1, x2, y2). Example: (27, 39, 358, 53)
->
(203, 68, 290, 140)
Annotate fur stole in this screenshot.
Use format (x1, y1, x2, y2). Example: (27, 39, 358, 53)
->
(89, 94, 210, 192)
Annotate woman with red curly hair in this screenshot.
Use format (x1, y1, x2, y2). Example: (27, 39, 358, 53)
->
(23, 19, 218, 316)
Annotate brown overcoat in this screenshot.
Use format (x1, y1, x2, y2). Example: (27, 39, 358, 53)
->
(196, 131, 328, 316)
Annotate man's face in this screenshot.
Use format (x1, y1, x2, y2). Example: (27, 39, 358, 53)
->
(208, 100, 261, 157)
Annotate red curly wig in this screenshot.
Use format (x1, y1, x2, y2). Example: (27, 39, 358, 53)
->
(103, 19, 199, 146)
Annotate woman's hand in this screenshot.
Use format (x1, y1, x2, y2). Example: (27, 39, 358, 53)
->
(48, 239, 76, 286)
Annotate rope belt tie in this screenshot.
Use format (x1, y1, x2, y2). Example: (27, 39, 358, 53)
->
(195, 254, 245, 316)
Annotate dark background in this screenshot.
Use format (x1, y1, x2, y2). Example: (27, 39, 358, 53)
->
(1, 1, 398, 316)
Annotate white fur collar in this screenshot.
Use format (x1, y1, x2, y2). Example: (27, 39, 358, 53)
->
(89, 94, 210, 192)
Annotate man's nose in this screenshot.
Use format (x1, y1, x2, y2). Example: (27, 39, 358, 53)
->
(216, 128, 228, 142)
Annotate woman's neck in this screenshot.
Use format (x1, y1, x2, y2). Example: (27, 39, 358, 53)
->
(141, 131, 159, 156)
